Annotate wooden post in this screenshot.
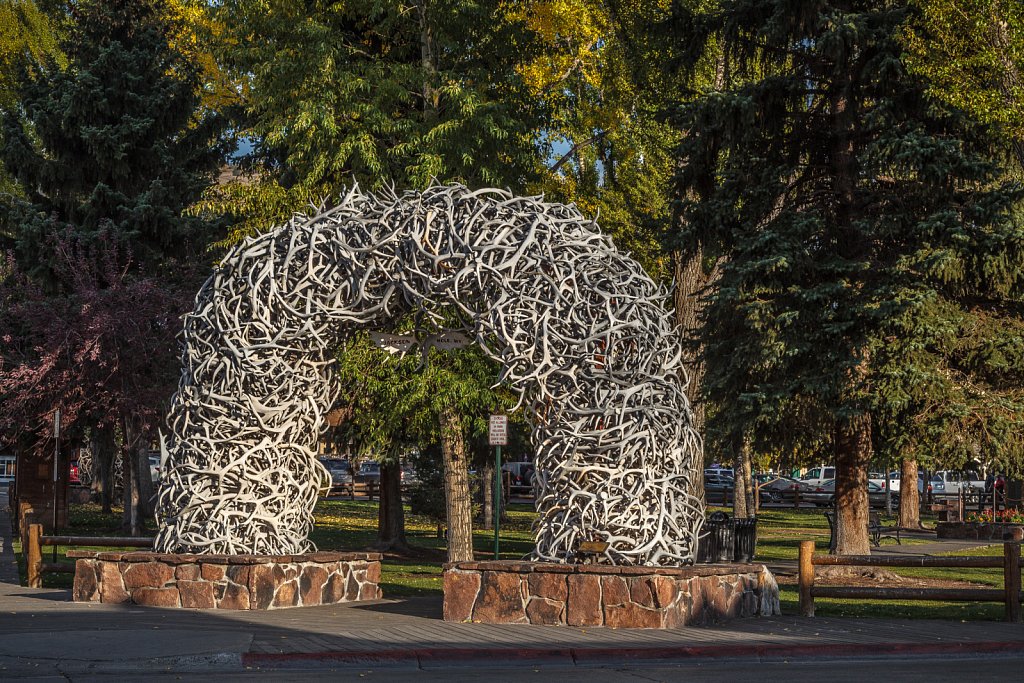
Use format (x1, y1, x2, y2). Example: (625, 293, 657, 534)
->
(799, 540, 816, 617)
(1005, 531, 1023, 623)
(794, 487, 800, 509)
(27, 523, 43, 589)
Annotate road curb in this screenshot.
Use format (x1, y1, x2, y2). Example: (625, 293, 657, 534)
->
(242, 639, 1024, 669)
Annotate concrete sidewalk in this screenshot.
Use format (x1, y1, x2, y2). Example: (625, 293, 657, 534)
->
(1, 583, 1023, 677)
(2, 494, 1023, 677)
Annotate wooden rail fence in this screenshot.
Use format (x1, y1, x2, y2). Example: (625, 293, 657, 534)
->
(798, 535, 1023, 622)
(24, 522, 153, 588)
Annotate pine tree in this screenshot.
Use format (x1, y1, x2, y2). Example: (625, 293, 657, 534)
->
(670, 0, 1024, 553)
(1, 0, 223, 278)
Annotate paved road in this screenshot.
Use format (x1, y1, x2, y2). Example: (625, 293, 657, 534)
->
(4, 653, 1024, 682)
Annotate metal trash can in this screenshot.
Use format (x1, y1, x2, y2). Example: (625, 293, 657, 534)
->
(703, 511, 734, 562)
(733, 516, 758, 562)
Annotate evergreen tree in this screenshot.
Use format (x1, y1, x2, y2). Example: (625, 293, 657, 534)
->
(1, 0, 223, 278)
(670, 0, 1024, 553)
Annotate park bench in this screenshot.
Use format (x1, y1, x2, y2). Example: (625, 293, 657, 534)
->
(824, 510, 901, 551)
(868, 511, 901, 547)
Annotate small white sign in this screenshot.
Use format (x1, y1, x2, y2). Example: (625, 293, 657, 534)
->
(489, 414, 508, 446)
(370, 332, 417, 355)
(429, 331, 470, 350)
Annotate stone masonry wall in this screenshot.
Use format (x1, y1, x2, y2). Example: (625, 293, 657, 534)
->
(70, 551, 382, 609)
(936, 522, 1024, 540)
(444, 561, 780, 628)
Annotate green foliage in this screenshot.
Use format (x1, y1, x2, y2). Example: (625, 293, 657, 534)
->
(520, 0, 687, 279)
(0, 0, 63, 110)
(210, 0, 543, 203)
(670, 0, 1024, 473)
(332, 330, 519, 460)
(903, 0, 1024, 172)
(1, 0, 225, 278)
(0, 0, 64, 241)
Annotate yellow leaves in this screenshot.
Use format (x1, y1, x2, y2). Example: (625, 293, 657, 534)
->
(506, 0, 606, 95)
(161, 1, 242, 110)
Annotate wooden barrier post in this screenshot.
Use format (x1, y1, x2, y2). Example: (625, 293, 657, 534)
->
(1005, 531, 1023, 623)
(799, 540, 815, 617)
(26, 523, 43, 589)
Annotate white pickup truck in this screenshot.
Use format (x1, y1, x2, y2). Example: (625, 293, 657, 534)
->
(868, 470, 923, 494)
(929, 470, 985, 496)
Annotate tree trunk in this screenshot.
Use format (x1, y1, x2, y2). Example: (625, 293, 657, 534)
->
(417, 0, 439, 122)
(440, 406, 474, 562)
(91, 426, 115, 514)
(899, 457, 921, 528)
(375, 462, 410, 552)
(732, 440, 755, 519)
(742, 446, 756, 515)
(834, 413, 872, 555)
(121, 445, 141, 536)
(120, 421, 152, 535)
(733, 468, 747, 519)
(136, 446, 154, 519)
(481, 460, 494, 531)
(673, 248, 721, 507)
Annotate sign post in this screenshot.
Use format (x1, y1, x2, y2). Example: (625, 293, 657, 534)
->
(52, 408, 61, 555)
(488, 414, 508, 559)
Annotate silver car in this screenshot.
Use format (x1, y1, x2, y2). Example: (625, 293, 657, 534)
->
(806, 479, 900, 508)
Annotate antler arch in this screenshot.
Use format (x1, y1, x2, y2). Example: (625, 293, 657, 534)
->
(156, 184, 703, 565)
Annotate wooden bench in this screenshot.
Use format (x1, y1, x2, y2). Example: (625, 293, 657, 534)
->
(868, 511, 901, 547)
(825, 510, 901, 550)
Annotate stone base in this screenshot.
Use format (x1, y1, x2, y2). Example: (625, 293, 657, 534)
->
(443, 561, 780, 628)
(936, 521, 1024, 540)
(70, 551, 382, 609)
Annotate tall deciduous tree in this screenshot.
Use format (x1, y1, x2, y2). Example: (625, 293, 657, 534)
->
(902, 0, 1024, 172)
(670, 0, 1024, 553)
(334, 332, 517, 561)
(0, 0, 63, 242)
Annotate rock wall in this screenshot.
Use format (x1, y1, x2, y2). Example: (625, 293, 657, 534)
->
(70, 551, 382, 609)
(444, 561, 780, 628)
(936, 522, 1024, 540)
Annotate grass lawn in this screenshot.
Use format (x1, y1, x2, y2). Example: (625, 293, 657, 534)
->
(18, 501, 1012, 620)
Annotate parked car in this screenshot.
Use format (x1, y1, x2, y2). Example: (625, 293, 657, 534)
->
(148, 453, 161, 483)
(800, 466, 836, 488)
(930, 470, 985, 496)
(805, 479, 900, 508)
(704, 473, 772, 504)
(400, 464, 419, 486)
(756, 475, 816, 502)
(871, 470, 925, 494)
(502, 461, 535, 489)
(356, 460, 381, 485)
(704, 467, 734, 480)
(319, 457, 353, 492)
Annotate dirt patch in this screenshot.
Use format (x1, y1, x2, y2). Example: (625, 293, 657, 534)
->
(773, 567, 984, 590)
